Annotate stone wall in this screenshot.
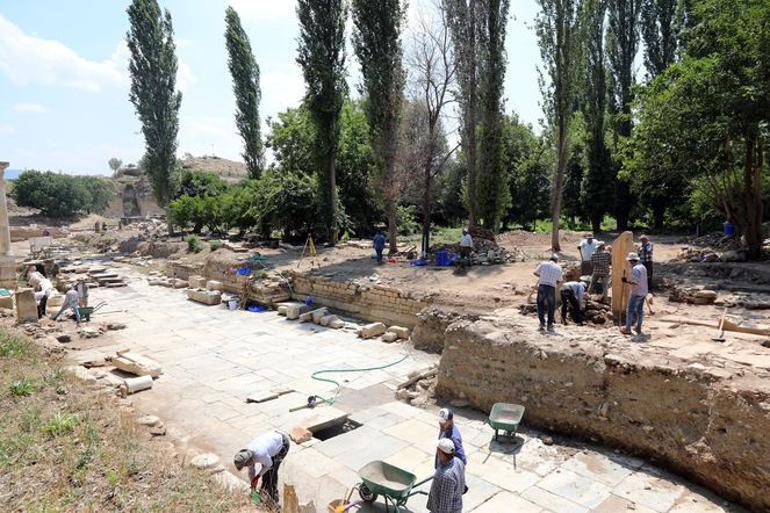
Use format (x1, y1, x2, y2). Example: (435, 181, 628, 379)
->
(289, 272, 432, 329)
(411, 306, 479, 353)
(436, 318, 770, 512)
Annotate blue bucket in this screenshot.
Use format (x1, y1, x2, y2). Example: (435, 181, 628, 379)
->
(435, 250, 450, 266)
(723, 221, 736, 236)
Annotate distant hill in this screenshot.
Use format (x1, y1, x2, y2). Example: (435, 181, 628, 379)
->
(180, 155, 248, 182)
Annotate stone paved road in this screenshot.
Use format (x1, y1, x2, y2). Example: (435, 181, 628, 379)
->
(83, 268, 745, 513)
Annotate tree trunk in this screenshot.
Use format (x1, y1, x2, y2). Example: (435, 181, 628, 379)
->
(421, 167, 432, 257)
(743, 133, 763, 260)
(591, 213, 602, 235)
(652, 203, 665, 230)
(328, 143, 339, 246)
(386, 198, 397, 255)
(551, 111, 569, 253)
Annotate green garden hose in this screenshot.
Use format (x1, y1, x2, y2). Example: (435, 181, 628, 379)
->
(309, 353, 409, 407)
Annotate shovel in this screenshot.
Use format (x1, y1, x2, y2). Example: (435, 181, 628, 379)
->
(712, 308, 727, 342)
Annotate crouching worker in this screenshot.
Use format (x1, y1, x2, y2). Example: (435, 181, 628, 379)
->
(427, 438, 466, 513)
(560, 281, 586, 325)
(233, 431, 290, 505)
(52, 285, 81, 324)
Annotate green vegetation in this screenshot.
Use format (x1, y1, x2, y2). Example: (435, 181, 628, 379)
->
(11, 171, 114, 218)
(0, 328, 247, 512)
(186, 234, 203, 253)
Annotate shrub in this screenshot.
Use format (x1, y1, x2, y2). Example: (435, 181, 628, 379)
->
(11, 171, 114, 218)
(0, 332, 33, 358)
(41, 411, 78, 437)
(186, 235, 202, 253)
(209, 239, 223, 251)
(9, 378, 35, 397)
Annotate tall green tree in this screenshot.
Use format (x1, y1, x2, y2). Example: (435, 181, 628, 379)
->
(351, 0, 407, 254)
(580, 0, 613, 233)
(224, 7, 264, 179)
(444, 0, 481, 226)
(296, 0, 348, 245)
(476, 0, 511, 232)
(536, 0, 582, 251)
(640, 0, 678, 79)
(606, 0, 642, 231)
(126, 0, 182, 220)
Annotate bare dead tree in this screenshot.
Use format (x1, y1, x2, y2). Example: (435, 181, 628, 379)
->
(405, 2, 459, 255)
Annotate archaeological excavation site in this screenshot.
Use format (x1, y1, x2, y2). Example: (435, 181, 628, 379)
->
(0, 155, 768, 513)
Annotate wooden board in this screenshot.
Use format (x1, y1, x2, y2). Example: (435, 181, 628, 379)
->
(659, 317, 770, 337)
(611, 231, 635, 323)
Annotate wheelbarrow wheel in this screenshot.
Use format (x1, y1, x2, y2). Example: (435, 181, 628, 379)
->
(359, 484, 378, 503)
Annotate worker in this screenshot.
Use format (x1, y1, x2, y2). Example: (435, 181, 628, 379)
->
(638, 235, 654, 291)
(459, 229, 473, 260)
(560, 280, 586, 325)
(34, 276, 54, 319)
(233, 431, 290, 504)
(427, 438, 466, 513)
(620, 252, 648, 335)
(76, 279, 89, 308)
(589, 243, 611, 302)
(436, 408, 467, 466)
(534, 254, 563, 332)
(52, 285, 81, 324)
(577, 233, 598, 276)
(373, 229, 386, 265)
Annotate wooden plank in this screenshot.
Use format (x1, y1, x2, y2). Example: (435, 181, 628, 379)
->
(611, 231, 635, 323)
(659, 316, 770, 337)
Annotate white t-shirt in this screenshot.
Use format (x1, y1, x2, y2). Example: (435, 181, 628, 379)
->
(579, 239, 599, 261)
(460, 234, 473, 247)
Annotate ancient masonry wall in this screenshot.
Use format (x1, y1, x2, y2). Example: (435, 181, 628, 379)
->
(436, 319, 770, 512)
(289, 272, 432, 329)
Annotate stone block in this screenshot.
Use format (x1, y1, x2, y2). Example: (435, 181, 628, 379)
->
(290, 425, 313, 444)
(113, 351, 162, 378)
(206, 280, 224, 291)
(300, 307, 327, 323)
(188, 275, 206, 289)
(277, 305, 288, 316)
(0, 295, 12, 309)
(187, 289, 222, 306)
(14, 288, 37, 323)
(284, 303, 307, 320)
(311, 308, 329, 324)
(358, 322, 386, 339)
(319, 314, 338, 327)
(387, 325, 411, 340)
(382, 332, 399, 343)
(329, 319, 345, 329)
(171, 279, 188, 289)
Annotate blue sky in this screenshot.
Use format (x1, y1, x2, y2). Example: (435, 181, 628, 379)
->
(0, 0, 543, 175)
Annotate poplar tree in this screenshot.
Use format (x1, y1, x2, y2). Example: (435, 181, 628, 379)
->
(351, 0, 406, 253)
(126, 0, 181, 219)
(536, 0, 582, 251)
(580, 0, 613, 233)
(296, 0, 347, 245)
(476, 0, 511, 232)
(606, 0, 642, 231)
(640, 0, 678, 79)
(225, 6, 264, 179)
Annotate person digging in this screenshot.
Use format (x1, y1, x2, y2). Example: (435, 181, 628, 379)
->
(233, 431, 290, 505)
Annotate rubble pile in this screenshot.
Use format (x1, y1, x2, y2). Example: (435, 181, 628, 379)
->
(395, 365, 437, 408)
(668, 286, 718, 305)
(518, 296, 613, 325)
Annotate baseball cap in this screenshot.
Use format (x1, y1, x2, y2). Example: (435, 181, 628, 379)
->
(438, 408, 454, 422)
(437, 438, 455, 454)
(549, 254, 559, 261)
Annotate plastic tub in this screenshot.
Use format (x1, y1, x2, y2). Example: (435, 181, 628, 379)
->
(227, 299, 238, 311)
(723, 221, 736, 235)
(435, 250, 449, 266)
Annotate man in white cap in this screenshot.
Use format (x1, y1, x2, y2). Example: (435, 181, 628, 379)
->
(534, 254, 563, 332)
(437, 408, 467, 466)
(620, 252, 648, 335)
(427, 438, 466, 513)
(233, 431, 290, 504)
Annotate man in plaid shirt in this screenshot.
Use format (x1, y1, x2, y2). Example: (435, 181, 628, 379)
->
(638, 235, 653, 290)
(427, 438, 465, 513)
(589, 242, 611, 301)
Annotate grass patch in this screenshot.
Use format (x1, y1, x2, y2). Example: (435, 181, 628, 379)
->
(0, 327, 250, 512)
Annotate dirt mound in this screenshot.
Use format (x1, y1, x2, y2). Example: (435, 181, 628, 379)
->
(180, 155, 248, 183)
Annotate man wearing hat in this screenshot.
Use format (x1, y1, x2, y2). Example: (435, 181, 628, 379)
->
(534, 254, 563, 332)
(427, 438, 466, 513)
(437, 408, 467, 466)
(577, 233, 598, 276)
(620, 252, 648, 335)
(233, 431, 290, 504)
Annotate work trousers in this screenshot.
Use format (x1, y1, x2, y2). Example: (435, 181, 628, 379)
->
(643, 261, 654, 291)
(261, 433, 290, 504)
(37, 294, 48, 319)
(536, 284, 556, 327)
(589, 273, 609, 300)
(375, 247, 384, 264)
(625, 294, 645, 331)
(560, 289, 583, 325)
(580, 261, 593, 276)
(53, 303, 80, 323)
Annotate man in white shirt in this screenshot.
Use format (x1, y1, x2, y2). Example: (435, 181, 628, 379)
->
(459, 229, 473, 259)
(620, 252, 649, 335)
(34, 276, 54, 318)
(233, 431, 290, 504)
(577, 233, 599, 276)
(534, 254, 563, 332)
